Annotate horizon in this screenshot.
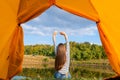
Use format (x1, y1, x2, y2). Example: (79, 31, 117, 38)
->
(24, 41, 102, 46)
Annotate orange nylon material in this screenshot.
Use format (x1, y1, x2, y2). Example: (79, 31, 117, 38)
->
(7, 26, 24, 79)
(0, 0, 51, 79)
(7, 0, 20, 16)
(7, 0, 51, 79)
(17, 0, 52, 23)
(0, 0, 17, 79)
(91, 0, 120, 75)
(97, 22, 120, 75)
(55, 0, 99, 21)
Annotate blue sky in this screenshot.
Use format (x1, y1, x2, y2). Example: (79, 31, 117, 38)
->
(21, 6, 102, 45)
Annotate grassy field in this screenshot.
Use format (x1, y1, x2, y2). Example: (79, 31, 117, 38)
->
(21, 55, 115, 80)
(23, 55, 111, 69)
(23, 55, 54, 68)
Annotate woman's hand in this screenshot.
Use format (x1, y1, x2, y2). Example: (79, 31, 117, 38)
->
(53, 31, 58, 36)
(60, 31, 68, 41)
(60, 31, 66, 35)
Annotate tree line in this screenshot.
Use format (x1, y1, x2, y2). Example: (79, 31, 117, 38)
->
(24, 42, 107, 60)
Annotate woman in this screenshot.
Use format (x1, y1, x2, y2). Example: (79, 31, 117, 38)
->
(53, 31, 71, 79)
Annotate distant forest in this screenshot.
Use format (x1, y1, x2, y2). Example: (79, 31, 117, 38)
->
(24, 42, 107, 60)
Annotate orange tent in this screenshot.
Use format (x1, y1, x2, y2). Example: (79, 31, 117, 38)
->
(0, 0, 120, 79)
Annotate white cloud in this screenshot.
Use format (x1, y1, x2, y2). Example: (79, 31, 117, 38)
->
(21, 24, 45, 36)
(21, 23, 97, 37)
(33, 17, 40, 22)
(22, 24, 38, 30)
(30, 30, 45, 36)
(77, 25, 97, 36)
(58, 25, 97, 36)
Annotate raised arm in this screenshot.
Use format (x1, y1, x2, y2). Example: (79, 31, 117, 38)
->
(53, 31, 57, 54)
(60, 31, 70, 60)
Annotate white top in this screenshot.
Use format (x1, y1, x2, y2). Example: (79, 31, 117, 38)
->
(55, 41, 70, 74)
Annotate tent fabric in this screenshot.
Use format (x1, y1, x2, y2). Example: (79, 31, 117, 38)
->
(0, 0, 52, 79)
(91, 0, 120, 74)
(97, 22, 120, 74)
(0, 0, 18, 79)
(0, 0, 120, 79)
(17, 0, 52, 23)
(55, 0, 99, 22)
(7, 26, 24, 79)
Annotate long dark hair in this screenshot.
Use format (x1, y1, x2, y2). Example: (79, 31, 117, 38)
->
(55, 43, 66, 71)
